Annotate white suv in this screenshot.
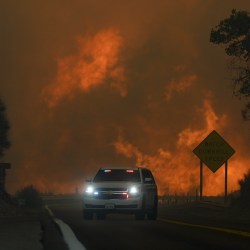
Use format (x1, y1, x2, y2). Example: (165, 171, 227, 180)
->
(83, 167, 158, 220)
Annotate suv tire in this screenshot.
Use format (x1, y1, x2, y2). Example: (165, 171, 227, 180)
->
(135, 197, 145, 220)
(147, 196, 158, 220)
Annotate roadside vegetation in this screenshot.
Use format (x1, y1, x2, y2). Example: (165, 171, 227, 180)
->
(210, 9, 250, 120)
(237, 171, 250, 207)
(210, 9, 250, 210)
(15, 185, 43, 209)
(0, 98, 11, 157)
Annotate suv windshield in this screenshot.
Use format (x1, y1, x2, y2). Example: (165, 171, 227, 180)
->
(93, 169, 141, 182)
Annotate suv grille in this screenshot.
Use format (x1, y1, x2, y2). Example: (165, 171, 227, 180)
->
(94, 187, 128, 200)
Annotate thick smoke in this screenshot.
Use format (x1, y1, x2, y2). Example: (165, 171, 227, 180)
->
(1, 0, 250, 194)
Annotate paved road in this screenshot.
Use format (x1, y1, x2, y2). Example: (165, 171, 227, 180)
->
(47, 198, 250, 250)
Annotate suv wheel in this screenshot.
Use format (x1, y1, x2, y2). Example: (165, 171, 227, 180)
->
(147, 196, 158, 220)
(135, 197, 145, 220)
(83, 210, 93, 220)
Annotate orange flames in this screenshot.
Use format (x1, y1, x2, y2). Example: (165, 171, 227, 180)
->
(114, 97, 250, 196)
(42, 29, 126, 107)
(8, 96, 249, 196)
(165, 74, 198, 101)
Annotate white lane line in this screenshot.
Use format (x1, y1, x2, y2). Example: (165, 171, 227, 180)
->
(45, 206, 87, 250)
(55, 219, 87, 250)
(45, 205, 54, 217)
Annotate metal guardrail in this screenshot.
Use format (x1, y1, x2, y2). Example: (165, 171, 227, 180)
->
(158, 194, 231, 206)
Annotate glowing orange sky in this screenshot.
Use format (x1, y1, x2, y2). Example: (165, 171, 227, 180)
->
(43, 29, 126, 107)
(1, 0, 250, 195)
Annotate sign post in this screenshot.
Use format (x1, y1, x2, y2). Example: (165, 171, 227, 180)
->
(200, 160, 203, 201)
(193, 130, 235, 201)
(225, 161, 228, 201)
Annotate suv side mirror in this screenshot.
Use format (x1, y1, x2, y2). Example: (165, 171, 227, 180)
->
(85, 179, 92, 182)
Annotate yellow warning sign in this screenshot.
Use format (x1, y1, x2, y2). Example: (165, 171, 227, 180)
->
(193, 130, 235, 173)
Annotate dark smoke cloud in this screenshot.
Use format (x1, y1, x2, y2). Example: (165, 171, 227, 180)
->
(1, 0, 250, 194)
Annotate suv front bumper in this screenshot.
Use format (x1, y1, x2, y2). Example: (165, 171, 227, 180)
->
(83, 196, 143, 213)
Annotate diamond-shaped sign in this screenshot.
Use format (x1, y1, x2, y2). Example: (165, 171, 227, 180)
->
(193, 130, 235, 173)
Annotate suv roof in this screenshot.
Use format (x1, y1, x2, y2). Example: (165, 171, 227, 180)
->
(100, 167, 150, 171)
(93, 168, 141, 182)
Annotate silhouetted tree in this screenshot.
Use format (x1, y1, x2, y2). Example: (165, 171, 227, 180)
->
(16, 185, 43, 208)
(0, 98, 11, 157)
(238, 171, 250, 206)
(210, 9, 250, 120)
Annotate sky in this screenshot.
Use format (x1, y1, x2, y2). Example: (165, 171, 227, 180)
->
(1, 0, 250, 195)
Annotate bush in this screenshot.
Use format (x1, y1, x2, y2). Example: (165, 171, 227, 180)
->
(238, 170, 250, 206)
(16, 185, 43, 209)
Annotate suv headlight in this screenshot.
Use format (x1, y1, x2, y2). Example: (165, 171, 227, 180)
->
(85, 186, 94, 194)
(129, 186, 140, 195)
(85, 185, 98, 196)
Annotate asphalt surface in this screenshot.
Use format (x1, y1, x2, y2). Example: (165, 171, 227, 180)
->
(52, 208, 250, 250)
(0, 199, 68, 250)
(0, 215, 43, 250)
(48, 198, 250, 250)
(1, 197, 250, 250)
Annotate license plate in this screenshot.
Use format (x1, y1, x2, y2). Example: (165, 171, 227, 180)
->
(105, 204, 114, 209)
